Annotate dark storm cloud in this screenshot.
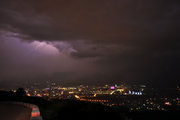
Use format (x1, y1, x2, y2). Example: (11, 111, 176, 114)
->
(1, 0, 179, 42)
(0, 0, 180, 88)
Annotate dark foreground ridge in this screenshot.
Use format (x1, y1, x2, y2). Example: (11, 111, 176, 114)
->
(0, 90, 179, 120)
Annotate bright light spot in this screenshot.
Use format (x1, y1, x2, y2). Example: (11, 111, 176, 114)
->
(110, 86, 115, 90)
(36, 94, 42, 97)
(165, 102, 171, 106)
(75, 95, 80, 99)
(69, 91, 74, 94)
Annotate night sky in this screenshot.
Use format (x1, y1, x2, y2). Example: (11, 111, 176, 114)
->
(0, 0, 180, 88)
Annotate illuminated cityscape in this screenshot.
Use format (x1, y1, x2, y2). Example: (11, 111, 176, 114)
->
(12, 82, 179, 112)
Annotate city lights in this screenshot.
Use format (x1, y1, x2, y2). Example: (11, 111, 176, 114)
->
(22, 82, 180, 112)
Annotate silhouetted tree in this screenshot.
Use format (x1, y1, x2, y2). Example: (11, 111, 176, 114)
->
(16, 87, 26, 97)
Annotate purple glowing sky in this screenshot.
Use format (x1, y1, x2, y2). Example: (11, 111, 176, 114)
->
(0, 0, 180, 88)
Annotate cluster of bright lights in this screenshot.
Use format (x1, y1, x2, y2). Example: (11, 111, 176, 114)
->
(129, 91, 142, 95)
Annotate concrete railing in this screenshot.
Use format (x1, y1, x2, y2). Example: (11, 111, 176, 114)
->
(5, 101, 43, 120)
